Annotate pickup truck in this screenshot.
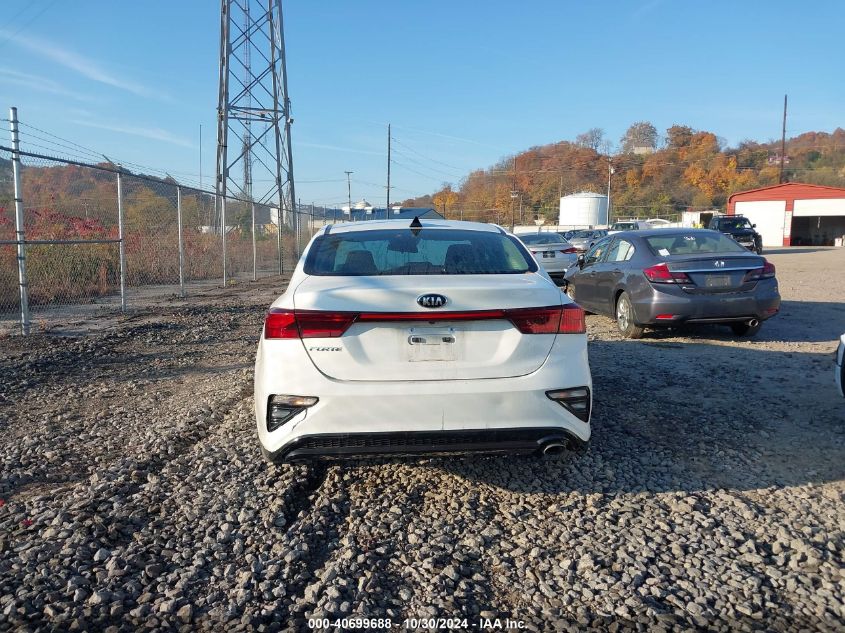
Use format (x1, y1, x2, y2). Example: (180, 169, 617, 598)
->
(708, 215, 763, 254)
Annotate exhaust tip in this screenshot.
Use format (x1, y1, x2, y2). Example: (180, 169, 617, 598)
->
(748, 318, 760, 327)
(542, 442, 567, 456)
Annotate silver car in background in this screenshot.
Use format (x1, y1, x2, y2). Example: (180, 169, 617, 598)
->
(516, 232, 578, 285)
(567, 229, 608, 253)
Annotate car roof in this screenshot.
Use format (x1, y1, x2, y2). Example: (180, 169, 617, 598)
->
(320, 219, 505, 235)
(610, 227, 723, 238)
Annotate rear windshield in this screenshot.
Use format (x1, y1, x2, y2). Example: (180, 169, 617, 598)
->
(612, 223, 636, 231)
(518, 233, 565, 245)
(644, 232, 747, 256)
(304, 228, 538, 276)
(715, 218, 752, 230)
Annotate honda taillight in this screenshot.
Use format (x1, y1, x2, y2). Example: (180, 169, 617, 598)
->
(643, 262, 692, 284)
(561, 247, 578, 254)
(743, 260, 776, 282)
(264, 309, 357, 339)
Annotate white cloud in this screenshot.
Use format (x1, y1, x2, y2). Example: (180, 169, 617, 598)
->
(0, 30, 168, 101)
(0, 67, 96, 102)
(70, 119, 193, 148)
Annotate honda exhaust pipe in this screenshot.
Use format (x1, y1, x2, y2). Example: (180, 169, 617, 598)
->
(747, 318, 760, 328)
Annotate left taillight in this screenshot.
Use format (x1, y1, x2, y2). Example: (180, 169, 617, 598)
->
(264, 309, 358, 339)
(264, 309, 299, 339)
(561, 247, 578, 254)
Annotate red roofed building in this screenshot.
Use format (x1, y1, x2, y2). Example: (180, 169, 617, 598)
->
(727, 183, 845, 247)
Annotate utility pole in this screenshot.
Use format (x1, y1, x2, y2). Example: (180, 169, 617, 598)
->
(779, 94, 788, 184)
(386, 124, 392, 218)
(345, 171, 353, 217)
(606, 161, 615, 226)
(510, 156, 517, 231)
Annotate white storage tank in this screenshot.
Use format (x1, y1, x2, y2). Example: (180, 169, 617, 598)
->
(559, 192, 608, 227)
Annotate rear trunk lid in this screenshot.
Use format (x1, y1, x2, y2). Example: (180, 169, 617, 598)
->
(666, 254, 765, 294)
(292, 274, 562, 381)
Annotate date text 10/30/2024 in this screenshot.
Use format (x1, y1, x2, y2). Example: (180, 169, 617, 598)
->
(308, 617, 526, 630)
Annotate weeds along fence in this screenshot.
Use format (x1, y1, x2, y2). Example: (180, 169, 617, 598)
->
(0, 143, 325, 335)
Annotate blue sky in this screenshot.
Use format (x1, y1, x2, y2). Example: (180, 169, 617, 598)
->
(1, 0, 843, 208)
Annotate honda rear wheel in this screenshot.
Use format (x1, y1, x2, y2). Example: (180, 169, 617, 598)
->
(615, 292, 644, 339)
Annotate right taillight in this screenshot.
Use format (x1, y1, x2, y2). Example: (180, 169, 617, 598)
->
(643, 262, 692, 284)
(743, 260, 776, 282)
(505, 304, 585, 334)
(561, 247, 578, 254)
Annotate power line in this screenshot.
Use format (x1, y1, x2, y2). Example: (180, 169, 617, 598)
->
(390, 137, 466, 172)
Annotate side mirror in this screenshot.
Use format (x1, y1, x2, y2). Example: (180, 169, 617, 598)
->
(752, 224, 757, 228)
(577, 254, 585, 268)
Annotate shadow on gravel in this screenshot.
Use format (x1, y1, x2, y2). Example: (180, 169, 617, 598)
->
(434, 341, 845, 496)
(612, 300, 844, 344)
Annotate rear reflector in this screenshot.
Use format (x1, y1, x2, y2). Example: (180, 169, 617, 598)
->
(655, 314, 678, 320)
(264, 304, 587, 339)
(267, 394, 318, 432)
(547, 387, 591, 422)
(643, 262, 692, 284)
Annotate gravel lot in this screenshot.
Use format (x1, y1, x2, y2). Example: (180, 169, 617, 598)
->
(0, 247, 843, 632)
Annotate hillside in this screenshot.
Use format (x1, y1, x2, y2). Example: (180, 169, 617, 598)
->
(403, 125, 845, 222)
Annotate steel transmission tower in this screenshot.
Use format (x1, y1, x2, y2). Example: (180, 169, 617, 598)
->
(216, 0, 295, 280)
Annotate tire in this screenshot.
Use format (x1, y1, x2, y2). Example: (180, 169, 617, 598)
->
(615, 292, 644, 339)
(730, 321, 761, 337)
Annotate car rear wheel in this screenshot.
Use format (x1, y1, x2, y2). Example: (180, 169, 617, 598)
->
(730, 321, 761, 337)
(615, 292, 644, 339)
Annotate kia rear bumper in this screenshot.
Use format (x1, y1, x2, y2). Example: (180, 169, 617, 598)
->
(262, 427, 587, 463)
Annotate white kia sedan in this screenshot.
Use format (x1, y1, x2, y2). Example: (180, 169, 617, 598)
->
(255, 219, 592, 462)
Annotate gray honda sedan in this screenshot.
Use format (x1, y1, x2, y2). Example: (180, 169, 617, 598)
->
(562, 229, 781, 338)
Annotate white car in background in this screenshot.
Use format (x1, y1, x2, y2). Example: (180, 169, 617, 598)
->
(515, 232, 579, 285)
(836, 334, 844, 397)
(255, 219, 592, 462)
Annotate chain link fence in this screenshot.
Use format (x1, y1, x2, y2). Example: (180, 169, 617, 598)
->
(0, 144, 324, 334)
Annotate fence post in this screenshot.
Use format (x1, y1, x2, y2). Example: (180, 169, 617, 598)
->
(276, 204, 283, 276)
(221, 197, 227, 286)
(9, 107, 30, 335)
(116, 169, 126, 312)
(251, 202, 257, 282)
(176, 186, 185, 297)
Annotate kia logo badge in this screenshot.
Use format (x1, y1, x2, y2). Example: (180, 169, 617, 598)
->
(417, 294, 448, 308)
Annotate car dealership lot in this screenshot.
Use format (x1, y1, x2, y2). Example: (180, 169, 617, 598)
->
(0, 248, 842, 631)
